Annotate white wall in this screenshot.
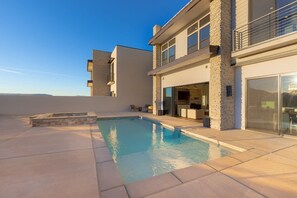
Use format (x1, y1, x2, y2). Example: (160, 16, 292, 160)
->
(162, 63, 210, 88)
(175, 29, 188, 59)
(110, 47, 117, 95)
(235, 0, 249, 29)
(92, 50, 111, 96)
(116, 46, 153, 106)
(235, 54, 297, 129)
(0, 95, 130, 116)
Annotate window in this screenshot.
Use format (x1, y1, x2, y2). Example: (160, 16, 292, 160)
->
(110, 62, 114, 82)
(247, 77, 278, 133)
(187, 23, 198, 54)
(161, 38, 175, 66)
(187, 14, 210, 54)
(249, 0, 296, 45)
(246, 74, 297, 136)
(200, 25, 210, 49)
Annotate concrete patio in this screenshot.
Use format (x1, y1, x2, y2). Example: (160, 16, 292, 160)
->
(1, 113, 297, 198)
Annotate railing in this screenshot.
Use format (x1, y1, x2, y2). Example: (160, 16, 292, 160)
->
(233, 1, 297, 51)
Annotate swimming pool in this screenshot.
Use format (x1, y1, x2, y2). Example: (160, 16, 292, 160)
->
(98, 117, 233, 184)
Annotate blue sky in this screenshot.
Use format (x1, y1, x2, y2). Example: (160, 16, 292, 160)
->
(0, 0, 189, 96)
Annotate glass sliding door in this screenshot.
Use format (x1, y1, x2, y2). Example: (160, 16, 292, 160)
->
(163, 87, 175, 116)
(247, 77, 279, 133)
(280, 74, 297, 135)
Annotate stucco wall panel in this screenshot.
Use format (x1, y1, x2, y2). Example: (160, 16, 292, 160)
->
(162, 63, 210, 88)
(0, 96, 130, 115)
(175, 29, 188, 59)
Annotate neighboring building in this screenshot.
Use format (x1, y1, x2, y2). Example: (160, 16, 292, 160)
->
(149, 0, 297, 135)
(87, 50, 111, 96)
(87, 45, 153, 107)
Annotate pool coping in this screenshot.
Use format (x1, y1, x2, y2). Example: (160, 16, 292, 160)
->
(94, 114, 248, 197)
(139, 115, 246, 152)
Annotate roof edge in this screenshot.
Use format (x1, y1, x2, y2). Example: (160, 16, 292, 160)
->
(149, 0, 200, 45)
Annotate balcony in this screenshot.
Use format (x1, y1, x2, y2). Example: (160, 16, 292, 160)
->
(87, 80, 93, 87)
(87, 60, 93, 72)
(148, 45, 218, 76)
(233, 1, 297, 53)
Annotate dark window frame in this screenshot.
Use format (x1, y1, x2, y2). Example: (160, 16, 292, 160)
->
(187, 14, 210, 54)
(161, 38, 176, 66)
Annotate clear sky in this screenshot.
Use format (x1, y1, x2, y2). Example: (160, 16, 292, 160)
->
(0, 0, 189, 96)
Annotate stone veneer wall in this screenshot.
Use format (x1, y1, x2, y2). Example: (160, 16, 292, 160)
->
(152, 25, 162, 115)
(209, 0, 235, 130)
(31, 117, 97, 127)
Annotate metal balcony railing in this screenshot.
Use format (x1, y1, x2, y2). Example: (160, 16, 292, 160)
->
(233, 1, 297, 51)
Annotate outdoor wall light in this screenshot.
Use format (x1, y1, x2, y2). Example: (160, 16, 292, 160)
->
(226, 85, 232, 97)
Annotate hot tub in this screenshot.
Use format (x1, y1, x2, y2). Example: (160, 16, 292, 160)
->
(30, 112, 97, 127)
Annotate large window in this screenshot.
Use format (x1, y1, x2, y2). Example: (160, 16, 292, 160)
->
(249, 0, 296, 45)
(246, 74, 297, 136)
(187, 14, 210, 54)
(187, 23, 198, 54)
(247, 77, 279, 133)
(110, 62, 114, 82)
(161, 38, 175, 66)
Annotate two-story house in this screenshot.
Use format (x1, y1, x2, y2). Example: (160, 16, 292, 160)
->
(149, 0, 234, 130)
(87, 45, 153, 108)
(149, 0, 297, 136)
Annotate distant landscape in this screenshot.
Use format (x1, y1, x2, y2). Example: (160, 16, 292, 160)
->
(0, 93, 52, 96)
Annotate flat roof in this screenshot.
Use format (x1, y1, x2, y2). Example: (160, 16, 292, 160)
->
(149, 0, 209, 45)
(116, 45, 152, 53)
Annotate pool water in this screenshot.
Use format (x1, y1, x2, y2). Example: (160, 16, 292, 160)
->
(98, 117, 233, 184)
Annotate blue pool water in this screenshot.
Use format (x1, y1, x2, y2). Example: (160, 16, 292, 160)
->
(98, 117, 233, 184)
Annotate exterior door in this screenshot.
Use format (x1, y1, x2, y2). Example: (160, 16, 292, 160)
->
(163, 87, 175, 116)
(247, 77, 279, 133)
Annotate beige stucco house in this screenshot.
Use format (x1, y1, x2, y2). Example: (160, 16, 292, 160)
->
(87, 50, 111, 96)
(87, 45, 153, 108)
(149, 0, 297, 136)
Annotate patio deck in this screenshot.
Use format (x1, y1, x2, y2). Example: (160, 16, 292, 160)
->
(0, 113, 297, 198)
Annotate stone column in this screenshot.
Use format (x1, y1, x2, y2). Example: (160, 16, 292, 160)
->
(209, 0, 235, 130)
(152, 25, 162, 115)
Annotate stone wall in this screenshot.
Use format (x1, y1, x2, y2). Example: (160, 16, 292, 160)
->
(152, 25, 162, 115)
(209, 0, 235, 130)
(30, 112, 97, 127)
